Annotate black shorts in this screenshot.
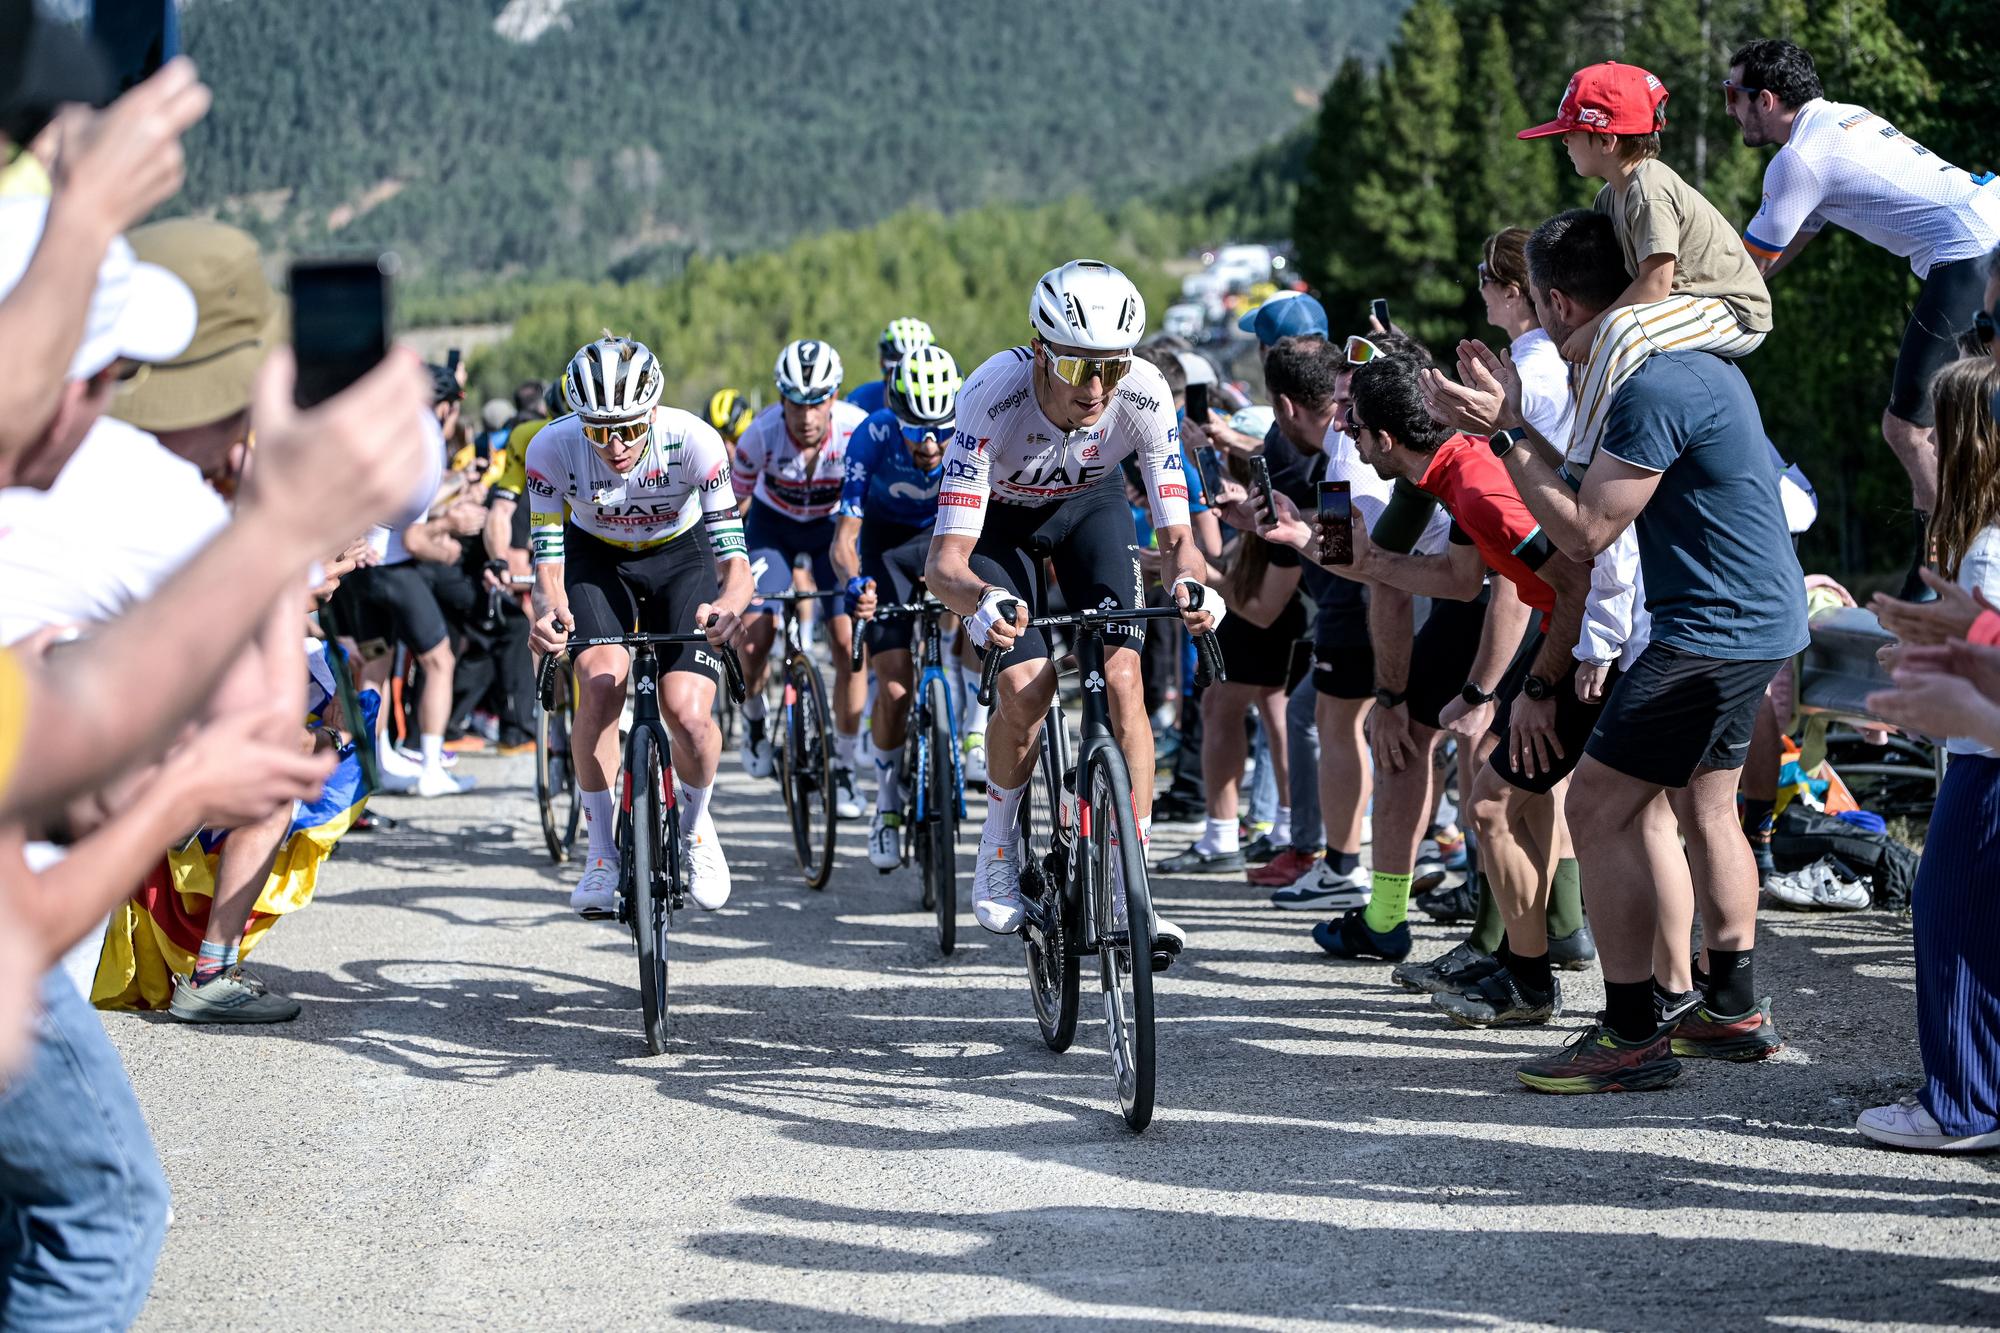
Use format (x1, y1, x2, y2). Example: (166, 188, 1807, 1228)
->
(1313, 639, 1375, 699)
(1890, 255, 1989, 427)
(562, 525, 723, 682)
(745, 503, 837, 610)
(969, 478, 1146, 663)
(1404, 592, 1495, 731)
(341, 561, 449, 655)
(1584, 642, 1786, 787)
(860, 520, 932, 655)
(1485, 637, 1618, 795)
(1215, 595, 1306, 689)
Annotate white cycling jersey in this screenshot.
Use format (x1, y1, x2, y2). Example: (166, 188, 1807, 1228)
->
(933, 347, 1192, 538)
(731, 400, 869, 521)
(524, 410, 746, 565)
(1744, 98, 2000, 278)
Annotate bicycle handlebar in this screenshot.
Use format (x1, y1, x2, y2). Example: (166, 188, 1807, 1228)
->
(536, 617, 747, 710)
(975, 597, 1226, 708)
(847, 597, 946, 671)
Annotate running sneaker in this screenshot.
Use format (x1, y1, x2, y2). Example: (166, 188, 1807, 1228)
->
(1549, 922, 1598, 970)
(1434, 969, 1561, 1027)
(680, 825, 731, 909)
(1271, 863, 1370, 911)
(832, 763, 863, 819)
(1857, 1097, 2000, 1153)
(414, 767, 476, 798)
(962, 733, 988, 786)
(1153, 843, 1246, 875)
(1516, 1020, 1682, 1094)
(168, 969, 301, 1024)
(1414, 875, 1478, 923)
(1311, 907, 1411, 961)
(1764, 856, 1870, 911)
(571, 857, 620, 917)
(1653, 982, 1701, 1025)
(1240, 833, 1283, 865)
(972, 843, 1025, 934)
(1670, 997, 1784, 1062)
(1248, 847, 1320, 887)
(740, 717, 775, 779)
(1392, 942, 1498, 995)
(868, 810, 903, 871)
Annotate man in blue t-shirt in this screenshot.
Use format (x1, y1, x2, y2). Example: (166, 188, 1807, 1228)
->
(1429, 208, 1809, 1095)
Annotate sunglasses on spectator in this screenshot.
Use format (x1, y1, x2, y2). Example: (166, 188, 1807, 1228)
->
(1343, 407, 1370, 435)
(582, 419, 650, 447)
(1344, 336, 1382, 366)
(1720, 79, 1766, 101)
(900, 420, 953, 446)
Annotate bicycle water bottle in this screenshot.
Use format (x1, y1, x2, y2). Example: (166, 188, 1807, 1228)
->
(1056, 765, 1078, 846)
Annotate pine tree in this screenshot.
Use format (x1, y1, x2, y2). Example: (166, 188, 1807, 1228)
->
(1461, 17, 1562, 251)
(1291, 56, 1382, 309)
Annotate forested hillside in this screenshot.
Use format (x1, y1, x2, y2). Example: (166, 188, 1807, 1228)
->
(176, 0, 1398, 281)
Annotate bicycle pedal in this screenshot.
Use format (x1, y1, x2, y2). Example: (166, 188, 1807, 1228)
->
(577, 906, 619, 922)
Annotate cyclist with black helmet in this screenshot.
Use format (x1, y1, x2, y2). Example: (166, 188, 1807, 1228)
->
(849, 317, 935, 416)
(731, 338, 871, 814)
(525, 336, 754, 917)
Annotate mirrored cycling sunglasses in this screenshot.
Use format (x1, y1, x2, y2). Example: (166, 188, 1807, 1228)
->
(779, 384, 836, 406)
(582, 419, 650, 447)
(1044, 346, 1134, 389)
(1345, 335, 1382, 366)
(1343, 406, 1370, 435)
(900, 420, 954, 446)
(1720, 79, 1766, 102)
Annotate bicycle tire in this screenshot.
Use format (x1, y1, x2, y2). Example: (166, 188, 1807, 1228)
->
(786, 658, 837, 890)
(628, 728, 674, 1054)
(535, 672, 580, 864)
(924, 674, 958, 956)
(1024, 712, 1079, 1053)
(1089, 749, 1155, 1130)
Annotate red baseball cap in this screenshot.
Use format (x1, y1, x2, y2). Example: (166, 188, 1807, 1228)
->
(1517, 62, 1668, 139)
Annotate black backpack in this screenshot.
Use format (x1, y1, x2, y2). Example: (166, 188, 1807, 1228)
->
(1769, 804, 1921, 910)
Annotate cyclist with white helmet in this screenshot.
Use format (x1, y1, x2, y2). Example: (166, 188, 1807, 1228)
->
(849, 317, 935, 416)
(732, 338, 872, 813)
(924, 260, 1223, 944)
(831, 344, 968, 868)
(525, 336, 754, 916)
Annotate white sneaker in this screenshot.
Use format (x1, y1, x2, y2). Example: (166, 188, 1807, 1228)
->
(571, 857, 620, 916)
(740, 720, 775, 779)
(1857, 1096, 2000, 1152)
(868, 811, 902, 871)
(832, 764, 863, 819)
(414, 767, 476, 798)
(1765, 856, 1870, 911)
(376, 740, 422, 780)
(962, 733, 988, 786)
(1270, 863, 1371, 910)
(972, 842, 1025, 934)
(680, 825, 730, 909)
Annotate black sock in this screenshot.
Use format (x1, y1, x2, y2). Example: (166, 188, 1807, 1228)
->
(1329, 850, 1360, 875)
(1605, 980, 1658, 1041)
(1504, 947, 1553, 994)
(1740, 797, 1774, 838)
(1705, 947, 1756, 1015)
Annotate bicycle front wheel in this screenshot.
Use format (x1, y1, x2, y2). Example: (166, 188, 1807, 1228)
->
(923, 674, 959, 955)
(1089, 751, 1155, 1131)
(1024, 712, 1079, 1053)
(536, 670, 580, 864)
(785, 658, 837, 890)
(629, 728, 674, 1054)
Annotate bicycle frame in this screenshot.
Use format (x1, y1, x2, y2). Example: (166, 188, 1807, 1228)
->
(859, 590, 968, 825)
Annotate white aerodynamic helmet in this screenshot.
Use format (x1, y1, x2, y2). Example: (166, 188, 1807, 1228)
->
(562, 335, 663, 423)
(888, 344, 961, 425)
(1029, 259, 1146, 353)
(775, 338, 844, 404)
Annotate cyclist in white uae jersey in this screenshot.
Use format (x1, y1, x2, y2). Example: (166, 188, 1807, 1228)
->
(925, 259, 1222, 946)
(1726, 37, 2000, 592)
(527, 337, 753, 918)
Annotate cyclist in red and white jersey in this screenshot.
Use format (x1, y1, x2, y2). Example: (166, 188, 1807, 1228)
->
(925, 260, 1222, 942)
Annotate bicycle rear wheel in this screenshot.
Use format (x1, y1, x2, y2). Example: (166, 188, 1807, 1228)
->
(923, 674, 959, 956)
(784, 658, 837, 889)
(1024, 711, 1079, 1053)
(536, 671, 580, 864)
(1089, 750, 1155, 1130)
(628, 728, 674, 1054)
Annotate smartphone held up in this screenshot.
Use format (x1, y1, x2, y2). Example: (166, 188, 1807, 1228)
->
(1317, 480, 1353, 566)
(289, 255, 397, 409)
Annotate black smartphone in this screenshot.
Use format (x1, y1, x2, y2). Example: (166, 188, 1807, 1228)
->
(1371, 297, 1391, 329)
(1194, 445, 1225, 503)
(1317, 480, 1354, 565)
(1185, 381, 1210, 429)
(1247, 452, 1277, 525)
(445, 348, 462, 377)
(91, 0, 179, 97)
(289, 256, 396, 409)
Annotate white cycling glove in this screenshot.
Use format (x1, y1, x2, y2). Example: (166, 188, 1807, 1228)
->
(1173, 577, 1227, 632)
(966, 586, 1020, 648)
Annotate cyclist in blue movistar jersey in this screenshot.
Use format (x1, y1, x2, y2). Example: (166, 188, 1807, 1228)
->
(849, 317, 934, 415)
(832, 344, 964, 868)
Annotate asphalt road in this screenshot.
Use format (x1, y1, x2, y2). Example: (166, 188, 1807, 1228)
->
(111, 745, 1999, 1330)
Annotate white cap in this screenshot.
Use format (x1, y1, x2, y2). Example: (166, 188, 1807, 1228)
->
(0, 196, 197, 381)
(1175, 351, 1218, 387)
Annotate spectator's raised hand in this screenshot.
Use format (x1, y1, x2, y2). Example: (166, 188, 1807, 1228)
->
(161, 707, 333, 831)
(1893, 640, 2000, 701)
(47, 58, 213, 237)
(1867, 670, 2000, 747)
(1259, 488, 1315, 552)
(1869, 570, 1988, 646)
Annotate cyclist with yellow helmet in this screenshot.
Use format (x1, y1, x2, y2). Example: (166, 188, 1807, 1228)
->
(849, 317, 934, 416)
(705, 387, 754, 445)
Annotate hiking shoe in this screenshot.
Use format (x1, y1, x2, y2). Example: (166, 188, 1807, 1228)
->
(1271, 864, 1370, 911)
(1153, 843, 1246, 875)
(1414, 875, 1478, 923)
(1248, 847, 1320, 887)
(169, 969, 302, 1024)
(1857, 1097, 2000, 1153)
(1435, 968, 1561, 1028)
(1765, 856, 1870, 911)
(1312, 907, 1411, 962)
(1549, 922, 1597, 970)
(1241, 833, 1283, 865)
(1671, 997, 1784, 1062)
(1654, 982, 1701, 1025)
(1392, 942, 1499, 996)
(1517, 1020, 1682, 1094)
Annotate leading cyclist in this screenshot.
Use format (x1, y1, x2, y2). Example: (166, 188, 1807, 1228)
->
(525, 337, 754, 916)
(924, 260, 1222, 945)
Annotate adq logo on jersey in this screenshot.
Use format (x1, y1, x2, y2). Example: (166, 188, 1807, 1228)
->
(1083, 670, 1105, 693)
(944, 457, 979, 481)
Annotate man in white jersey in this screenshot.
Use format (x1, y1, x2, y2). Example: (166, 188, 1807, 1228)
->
(925, 259, 1223, 944)
(1727, 37, 2000, 594)
(731, 338, 871, 816)
(526, 337, 753, 916)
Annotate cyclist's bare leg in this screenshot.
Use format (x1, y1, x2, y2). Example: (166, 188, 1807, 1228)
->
(1882, 409, 1938, 514)
(869, 649, 915, 751)
(1102, 647, 1154, 822)
(571, 644, 630, 793)
(659, 672, 720, 787)
(736, 612, 777, 698)
(987, 657, 1057, 789)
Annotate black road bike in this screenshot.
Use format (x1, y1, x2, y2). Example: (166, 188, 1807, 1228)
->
(757, 588, 845, 890)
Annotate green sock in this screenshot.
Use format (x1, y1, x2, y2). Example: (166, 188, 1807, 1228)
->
(1546, 857, 1585, 939)
(1467, 874, 1504, 954)
(1363, 871, 1414, 933)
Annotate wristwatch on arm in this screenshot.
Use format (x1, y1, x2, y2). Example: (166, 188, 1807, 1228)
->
(1373, 686, 1407, 710)
(1459, 681, 1494, 707)
(1487, 427, 1522, 459)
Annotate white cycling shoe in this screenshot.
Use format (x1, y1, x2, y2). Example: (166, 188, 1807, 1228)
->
(571, 857, 620, 917)
(972, 842, 1026, 934)
(832, 764, 863, 819)
(414, 767, 476, 798)
(680, 824, 730, 910)
(961, 733, 988, 786)
(740, 720, 776, 779)
(868, 811, 903, 872)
